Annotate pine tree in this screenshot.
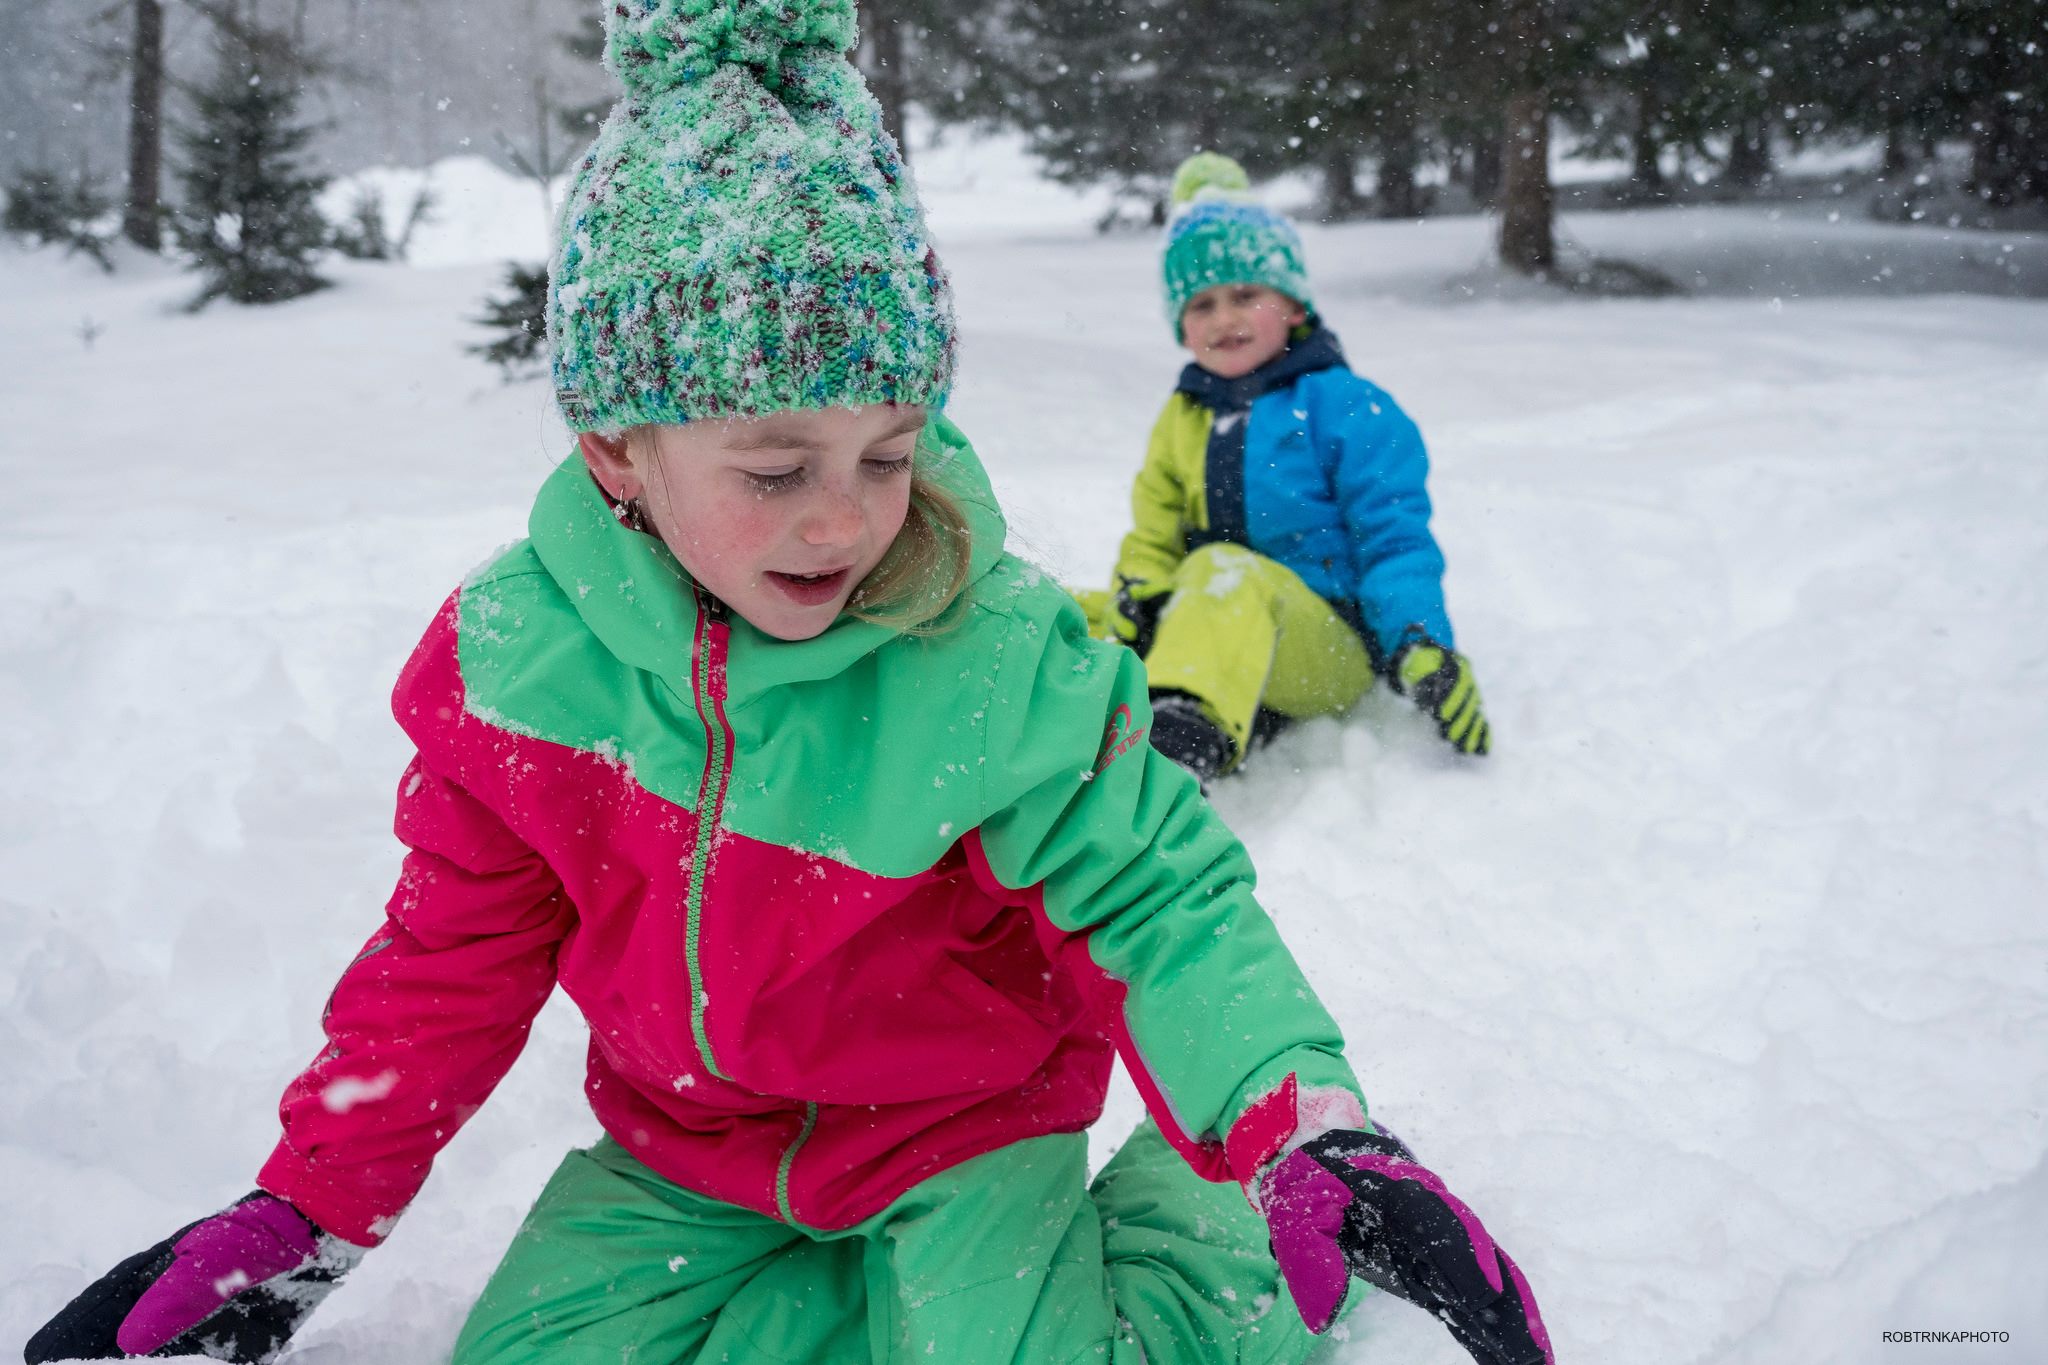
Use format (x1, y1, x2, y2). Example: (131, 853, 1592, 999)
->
(1784, 0, 2048, 206)
(1269, 0, 1481, 218)
(1795, 2, 1955, 178)
(3, 166, 116, 271)
(1565, 1, 1741, 201)
(469, 261, 551, 376)
(850, 0, 1030, 167)
(173, 30, 330, 308)
(1910, 0, 2048, 206)
(970, 0, 1303, 202)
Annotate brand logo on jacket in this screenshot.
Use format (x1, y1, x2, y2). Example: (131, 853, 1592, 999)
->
(1094, 704, 1148, 774)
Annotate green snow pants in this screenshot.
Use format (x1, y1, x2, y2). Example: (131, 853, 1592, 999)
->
(1076, 544, 1375, 762)
(448, 1120, 1323, 1365)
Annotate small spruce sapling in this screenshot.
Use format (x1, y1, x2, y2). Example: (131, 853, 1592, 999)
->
(172, 35, 331, 307)
(469, 262, 550, 376)
(2, 167, 116, 272)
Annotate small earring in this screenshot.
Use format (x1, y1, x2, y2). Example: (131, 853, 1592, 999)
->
(611, 494, 649, 533)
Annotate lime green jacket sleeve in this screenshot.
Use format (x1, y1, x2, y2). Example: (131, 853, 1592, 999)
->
(1111, 396, 1202, 588)
(968, 570, 1366, 1193)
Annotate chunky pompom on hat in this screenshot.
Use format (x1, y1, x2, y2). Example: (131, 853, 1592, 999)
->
(1160, 152, 1313, 340)
(1169, 151, 1249, 208)
(549, 0, 956, 431)
(603, 0, 856, 96)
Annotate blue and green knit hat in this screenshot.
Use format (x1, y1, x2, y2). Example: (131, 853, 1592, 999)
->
(548, 0, 956, 431)
(1160, 152, 1314, 339)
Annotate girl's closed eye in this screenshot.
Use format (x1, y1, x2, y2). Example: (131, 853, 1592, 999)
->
(864, 452, 914, 478)
(742, 466, 805, 494)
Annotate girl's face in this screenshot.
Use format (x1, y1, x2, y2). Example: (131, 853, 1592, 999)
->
(580, 404, 924, 641)
(1179, 283, 1306, 378)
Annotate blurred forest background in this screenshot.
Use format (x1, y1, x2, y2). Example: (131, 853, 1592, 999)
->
(3, 0, 2044, 286)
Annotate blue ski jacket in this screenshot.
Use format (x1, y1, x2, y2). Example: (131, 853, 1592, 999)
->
(1112, 322, 1452, 665)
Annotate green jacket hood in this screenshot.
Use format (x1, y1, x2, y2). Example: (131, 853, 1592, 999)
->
(524, 413, 1006, 707)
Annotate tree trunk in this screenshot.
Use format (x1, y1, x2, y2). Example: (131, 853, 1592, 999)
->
(1376, 138, 1425, 218)
(863, 5, 911, 167)
(1499, 91, 1553, 273)
(1320, 138, 1365, 219)
(123, 0, 164, 250)
(1970, 98, 2020, 207)
(1725, 116, 1772, 189)
(1375, 123, 1423, 219)
(1630, 83, 1665, 199)
(1470, 136, 1502, 207)
(1880, 120, 1911, 180)
(2022, 113, 2048, 204)
(1496, 0, 1552, 270)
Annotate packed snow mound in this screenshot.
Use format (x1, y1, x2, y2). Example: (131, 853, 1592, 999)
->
(317, 156, 557, 270)
(3, 196, 2045, 1365)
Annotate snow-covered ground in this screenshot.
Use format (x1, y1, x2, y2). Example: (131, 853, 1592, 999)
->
(4, 153, 2046, 1365)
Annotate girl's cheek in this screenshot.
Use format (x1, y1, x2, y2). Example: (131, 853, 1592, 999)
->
(666, 496, 745, 565)
(715, 500, 790, 558)
(882, 496, 912, 545)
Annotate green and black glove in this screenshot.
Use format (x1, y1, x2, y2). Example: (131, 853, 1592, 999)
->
(1392, 639, 1491, 756)
(1109, 575, 1172, 654)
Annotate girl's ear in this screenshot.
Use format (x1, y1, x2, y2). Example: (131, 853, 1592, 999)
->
(578, 430, 640, 501)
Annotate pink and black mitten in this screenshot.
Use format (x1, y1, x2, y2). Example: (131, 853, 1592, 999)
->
(1262, 1129, 1551, 1364)
(24, 1191, 361, 1363)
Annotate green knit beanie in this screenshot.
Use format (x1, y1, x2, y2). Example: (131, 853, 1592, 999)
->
(1160, 152, 1313, 340)
(548, 0, 956, 431)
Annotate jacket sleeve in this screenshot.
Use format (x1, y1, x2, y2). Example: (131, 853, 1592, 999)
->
(256, 603, 571, 1246)
(1111, 397, 1195, 588)
(968, 576, 1366, 1198)
(1325, 379, 1454, 663)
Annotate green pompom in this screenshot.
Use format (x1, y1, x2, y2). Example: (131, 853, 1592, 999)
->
(1170, 152, 1250, 209)
(604, 0, 858, 98)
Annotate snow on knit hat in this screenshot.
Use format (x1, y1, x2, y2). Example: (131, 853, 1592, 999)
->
(1160, 152, 1314, 339)
(548, 0, 956, 431)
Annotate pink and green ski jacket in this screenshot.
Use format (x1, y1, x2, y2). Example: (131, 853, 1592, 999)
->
(257, 418, 1367, 1246)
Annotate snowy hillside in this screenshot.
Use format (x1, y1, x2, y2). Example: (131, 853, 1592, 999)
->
(3, 157, 2046, 1365)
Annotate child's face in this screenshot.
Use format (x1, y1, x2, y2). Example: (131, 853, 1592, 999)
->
(580, 404, 923, 641)
(1179, 284, 1307, 378)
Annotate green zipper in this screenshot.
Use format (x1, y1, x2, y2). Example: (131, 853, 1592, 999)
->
(684, 590, 734, 1083)
(776, 1101, 820, 1226)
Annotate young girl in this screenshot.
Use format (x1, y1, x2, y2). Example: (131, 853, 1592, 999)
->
(25, 5, 1549, 1364)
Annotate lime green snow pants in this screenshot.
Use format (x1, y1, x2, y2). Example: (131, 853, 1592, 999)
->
(1076, 544, 1375, 762)
(449, 1120, 1323, 1365)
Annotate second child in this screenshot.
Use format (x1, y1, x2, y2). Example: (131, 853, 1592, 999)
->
(1083, 154, 1493, 786)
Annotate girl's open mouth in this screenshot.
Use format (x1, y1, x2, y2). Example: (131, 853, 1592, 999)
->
(767, 568, 852, 605)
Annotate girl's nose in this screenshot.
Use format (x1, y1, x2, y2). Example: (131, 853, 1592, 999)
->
(801, 485, 863, 547)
